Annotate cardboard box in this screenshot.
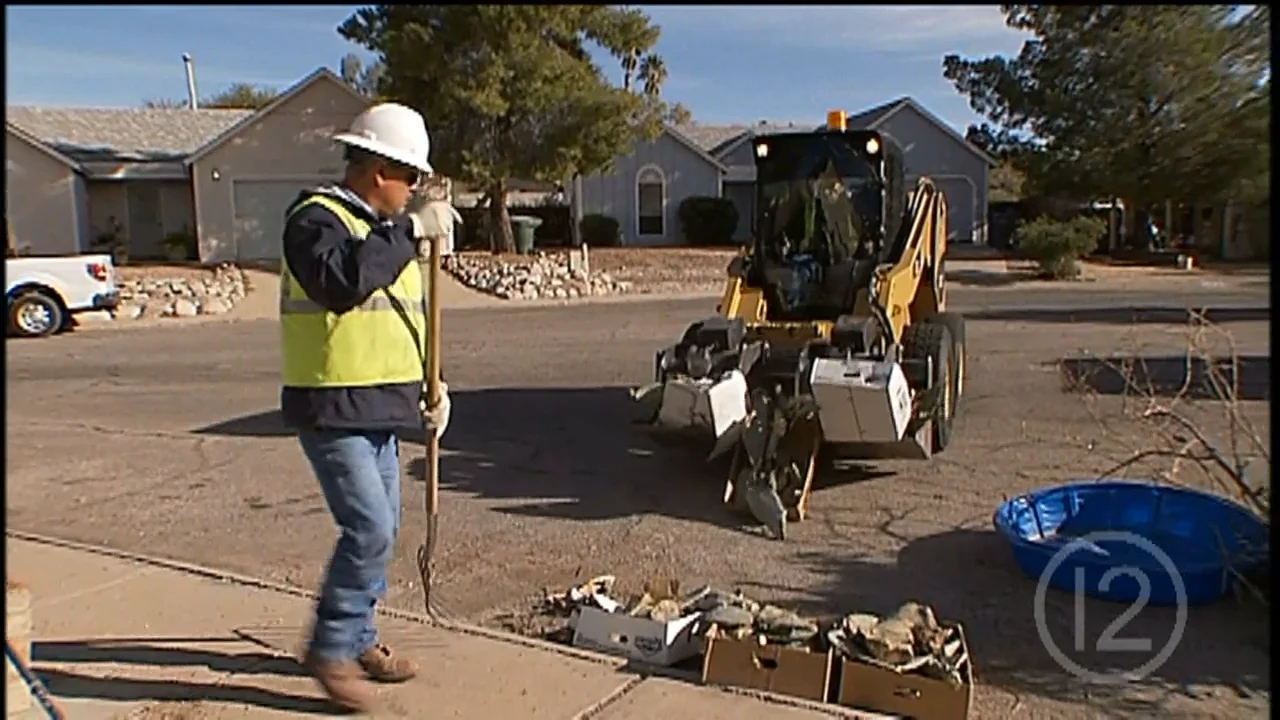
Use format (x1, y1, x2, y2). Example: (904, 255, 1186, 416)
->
(701, 633, 833, 703)
(571, 605, 702, 666)
(836, 624, 974, 720)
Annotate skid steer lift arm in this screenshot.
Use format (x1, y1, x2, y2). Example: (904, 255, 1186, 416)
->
(634, 109, 966, 540)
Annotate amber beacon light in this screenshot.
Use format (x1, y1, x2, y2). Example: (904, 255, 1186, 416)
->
(826, 110, 847, 132)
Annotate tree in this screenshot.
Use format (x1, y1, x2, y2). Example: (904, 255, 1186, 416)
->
(637, 54, 667, 97)
(989, 162, 1027, 203)
(144, 82, 280, 110)
(666, 103, 693, 126)
(621, 49, 640, 93)
(339, 5, 676, 253)
(944, 6, 1271, 246)
(967, 124, 1026, 202)
(339, 52, 385, 98)
(143, 97, 187, 109)
(203, 83, 280, 109)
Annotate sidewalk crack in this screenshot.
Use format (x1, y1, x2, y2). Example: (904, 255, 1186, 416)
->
(570, 675, 647, 720)
(33, 566, 162, 609)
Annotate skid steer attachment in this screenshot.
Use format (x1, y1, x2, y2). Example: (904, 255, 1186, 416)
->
(633, 110, 966, 539)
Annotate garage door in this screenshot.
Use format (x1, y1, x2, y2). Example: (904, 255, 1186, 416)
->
(232, 180, 329, 260)
(933, 178, 975, 244)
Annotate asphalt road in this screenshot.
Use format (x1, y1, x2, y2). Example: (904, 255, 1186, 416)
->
(7, 282, 1270, 718)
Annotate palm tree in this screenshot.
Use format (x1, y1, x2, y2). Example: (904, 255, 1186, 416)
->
(621, 48, 640, 92)
(638, 54, 667, 97)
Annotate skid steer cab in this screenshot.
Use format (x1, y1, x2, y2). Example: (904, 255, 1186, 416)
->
(631, 110, 966, 540)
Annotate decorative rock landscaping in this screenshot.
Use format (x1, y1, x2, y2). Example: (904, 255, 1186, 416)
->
(443, 251, 632, 300)
(113, 264, 249, 321)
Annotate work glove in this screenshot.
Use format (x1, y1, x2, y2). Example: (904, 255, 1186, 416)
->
(411, 201, 463, 259)
(420, 381, 451, 440)
(408, 212, 427, 241)
(408, 200, 463, 240)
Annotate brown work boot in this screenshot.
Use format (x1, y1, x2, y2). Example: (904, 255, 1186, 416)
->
(358, 642, 418, 683)
(304, 652, 374, 713)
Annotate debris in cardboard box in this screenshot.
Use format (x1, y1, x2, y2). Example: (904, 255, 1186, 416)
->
(542, 574, 620, 620)
(698, 589, 833, 703)
(543, 575, 708, 627)
(827, 601, 967, 687)
(561, 575, 707, 666)
(695, 588, 821, 649)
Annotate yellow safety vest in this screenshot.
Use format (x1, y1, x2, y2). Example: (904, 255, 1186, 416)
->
(280, 195, 427, 388)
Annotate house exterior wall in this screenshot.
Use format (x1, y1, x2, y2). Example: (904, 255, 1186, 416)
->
(73, 175, 91, 253)
(191, 79, 370, 262)
(717, 138, 756, 170)
(5, 130, 82, 256)
(723, 182, 755, 242)
(87, 182, 126, 249)
(578, 130, 722, 246)
(160, 182, 196, 238)
(875, 106, 989, 244)
(87, 180, 195, 259)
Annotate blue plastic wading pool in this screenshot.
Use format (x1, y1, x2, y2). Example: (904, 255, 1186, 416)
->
(993, 480, 1269, 606)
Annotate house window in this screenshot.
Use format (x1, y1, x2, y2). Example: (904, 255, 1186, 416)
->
(636, 165, 665, 236)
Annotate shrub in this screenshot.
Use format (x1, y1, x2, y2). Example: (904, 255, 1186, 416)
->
(1014, 215, 1105, 279)
(678, 196, 740, 247)
(163, 230, 197, 261)
(579, 213, 621, 247)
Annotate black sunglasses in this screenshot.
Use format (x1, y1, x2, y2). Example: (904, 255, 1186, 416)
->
(382, 161, 422, 188)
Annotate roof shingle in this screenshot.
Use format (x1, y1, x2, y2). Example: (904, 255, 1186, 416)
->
(5, 106, 253, 162)
(843, 98, 907, 129)
(673, 121, 814, 158)
(672, 124, 750, 153)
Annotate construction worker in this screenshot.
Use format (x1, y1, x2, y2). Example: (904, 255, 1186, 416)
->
(279, 102, 450, 712)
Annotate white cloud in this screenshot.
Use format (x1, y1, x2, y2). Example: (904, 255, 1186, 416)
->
(648, 5, 1029, 56)
(6, 45, 298, 90)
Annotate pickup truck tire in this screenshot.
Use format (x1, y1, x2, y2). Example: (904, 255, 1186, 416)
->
(9, 290, 64, 338)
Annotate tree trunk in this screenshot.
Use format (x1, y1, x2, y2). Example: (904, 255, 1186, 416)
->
(1120, 198, 1141, 250)
(487, 180, 514, 254)
(569, 175, 583, 248)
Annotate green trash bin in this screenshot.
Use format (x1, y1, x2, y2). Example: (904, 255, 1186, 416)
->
(511, 215, 543, 255)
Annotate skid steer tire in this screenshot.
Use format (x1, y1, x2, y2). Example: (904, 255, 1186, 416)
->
(903, 321, 956, 453)
(927, 312, 966, 406)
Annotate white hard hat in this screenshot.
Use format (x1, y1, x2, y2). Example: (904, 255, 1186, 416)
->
(333, 102, 434, 173)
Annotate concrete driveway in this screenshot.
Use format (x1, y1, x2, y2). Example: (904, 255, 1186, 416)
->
(6, 283, 1270, 718)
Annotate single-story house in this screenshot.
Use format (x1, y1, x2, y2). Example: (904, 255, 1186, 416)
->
(575, 125, 729, 247)
(575, 96, 996, 246)
(686, 121, 808, 244)
(6, 67, 376, 263)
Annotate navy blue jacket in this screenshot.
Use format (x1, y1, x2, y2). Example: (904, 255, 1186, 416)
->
(279, 187, 422, 431)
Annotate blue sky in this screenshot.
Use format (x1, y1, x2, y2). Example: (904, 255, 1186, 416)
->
(6, 5, 1030, 133)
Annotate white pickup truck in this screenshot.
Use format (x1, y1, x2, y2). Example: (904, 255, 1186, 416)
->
(6, 253, 120, 338)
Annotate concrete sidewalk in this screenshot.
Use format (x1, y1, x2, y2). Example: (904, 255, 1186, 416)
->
(5, 536, 864, 719)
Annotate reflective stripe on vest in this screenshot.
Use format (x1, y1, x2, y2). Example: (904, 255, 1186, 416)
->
(279, 194, 427, 388)
(278, 287, 427, 316)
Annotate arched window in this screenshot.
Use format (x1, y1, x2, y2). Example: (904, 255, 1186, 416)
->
(635, 165, 666, 237)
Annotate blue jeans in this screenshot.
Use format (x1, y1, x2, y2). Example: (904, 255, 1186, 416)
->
(298, 429, 401, 662)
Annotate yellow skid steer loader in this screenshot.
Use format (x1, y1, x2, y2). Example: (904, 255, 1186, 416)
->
(633, 111, 966, 539)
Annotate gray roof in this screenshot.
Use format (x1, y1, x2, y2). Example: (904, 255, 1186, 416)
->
(673, 121, 812, 156)
(5, 106, 253, 162)
(837, 96, 998, 166)
(844, 98, 905, 129)
(673, 124, 749, 153)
